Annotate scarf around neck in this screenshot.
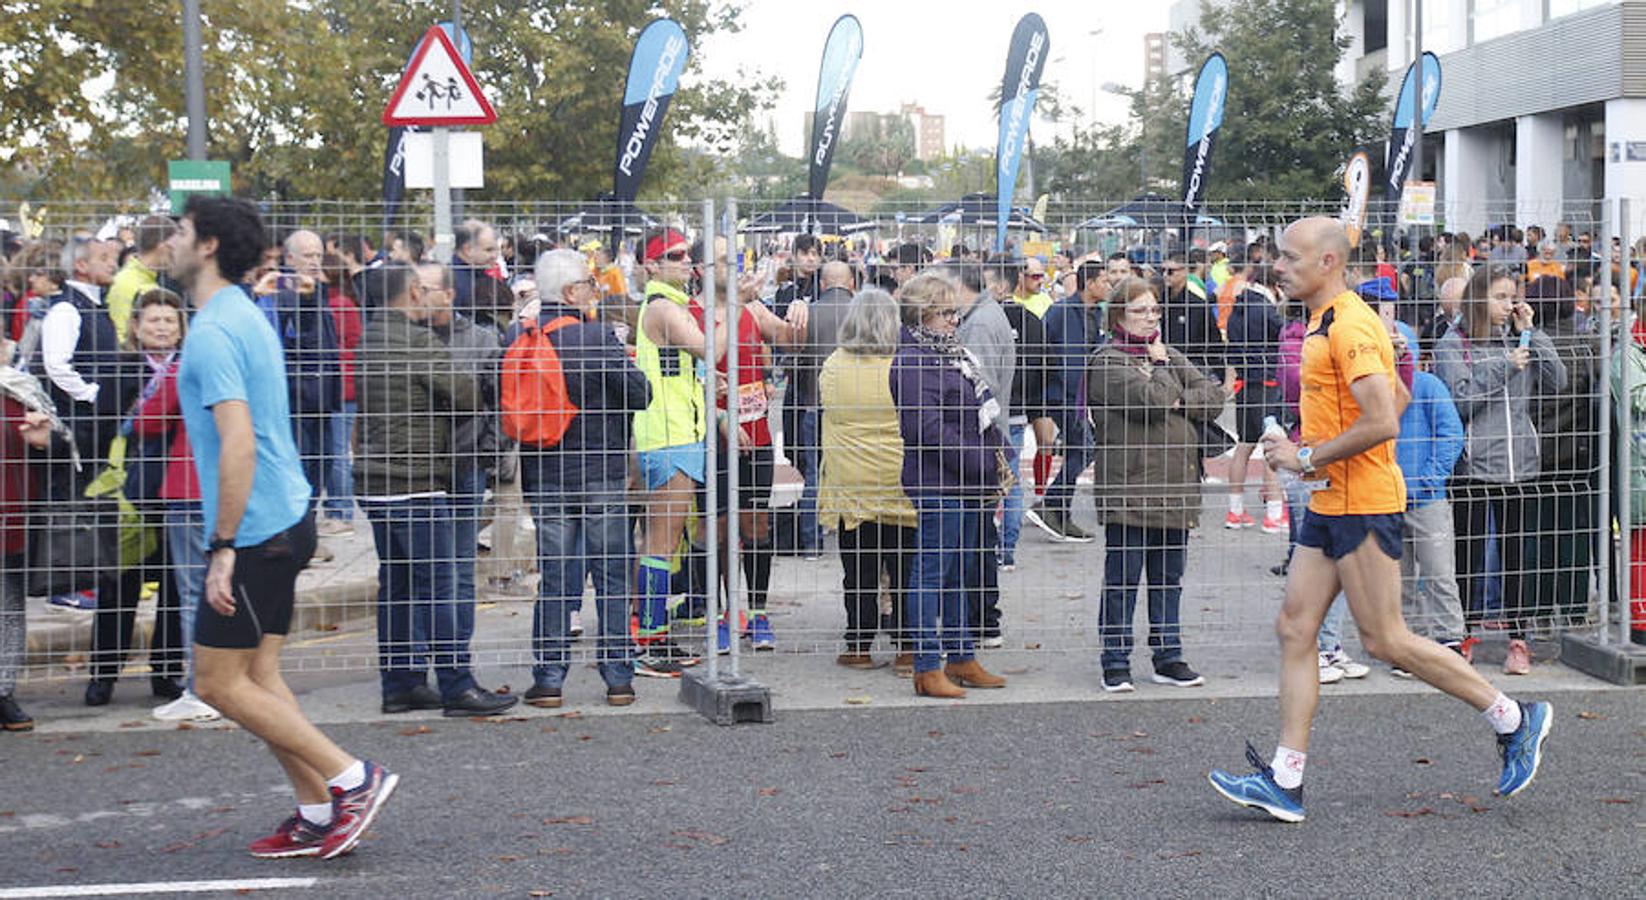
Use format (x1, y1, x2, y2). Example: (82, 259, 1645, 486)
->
(1109, 324, 1159, 357)
(909, 324, 1002, 434)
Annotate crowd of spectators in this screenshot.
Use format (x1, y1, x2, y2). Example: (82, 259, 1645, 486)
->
(0, 209, 1642, 730)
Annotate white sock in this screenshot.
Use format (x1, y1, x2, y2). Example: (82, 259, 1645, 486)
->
(1229, 495, 1245, 515)
(326, 759, 366, 793)
(1265, 500, 1284, 520)
(1270, 746, 1306, 789)
(298, 801, 333, 826)
(1483, 693, 1522, 735)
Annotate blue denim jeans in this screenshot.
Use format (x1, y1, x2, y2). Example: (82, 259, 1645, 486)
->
(321, 400, 356, 521)
(524, 473, 633, 688)
(794, 408, 819, 549)
(292, 415, 325, 511)
(909, 496, 980, 673)
(448, 463, 486, 648)
(1000, 422, 1025, 563)
(361, 496, 476, 701)
(1100, 524, 1188, 672)
(1044, 414, 1091, 517)
(166, 502, 207, 691)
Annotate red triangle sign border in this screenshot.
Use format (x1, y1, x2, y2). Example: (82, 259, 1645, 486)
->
(382, 25, 498, 127)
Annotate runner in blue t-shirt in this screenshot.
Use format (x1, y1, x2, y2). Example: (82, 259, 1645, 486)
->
(171, 196, 399, 861)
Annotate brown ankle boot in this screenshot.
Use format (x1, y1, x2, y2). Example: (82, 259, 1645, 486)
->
(913, 669, 966, 699)
(944, 659, 1006, 689)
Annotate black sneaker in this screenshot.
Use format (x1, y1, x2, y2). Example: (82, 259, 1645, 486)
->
(441, 686, 520, 718)
(0, 694, 33, 732)
(606, 683, 636, 707)
(636, 640, 700, 679)
(523, 684, 563, 709)
(151, 675, 183, 702)
(1100, 670, 1135, 693)
(1060, 518, 1096, 543)
(1024, 504, 1060, 538)
(1151, 660, 1205, 687)
(381, 684, 442, 714)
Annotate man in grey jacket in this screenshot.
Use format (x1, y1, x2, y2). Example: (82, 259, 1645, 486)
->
(948, 259, 1016, 647)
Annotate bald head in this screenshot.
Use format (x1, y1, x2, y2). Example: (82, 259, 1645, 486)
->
(1438, 275, 1468, 314)
(821, 260, 853, 291)
(1275, 217, 1352, 307)
(283, 229, 324, 280)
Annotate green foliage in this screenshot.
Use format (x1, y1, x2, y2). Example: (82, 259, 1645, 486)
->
(839, 114, 914, 178)
(0, 0, 779, 202)
(1170, 0, 1388, 201)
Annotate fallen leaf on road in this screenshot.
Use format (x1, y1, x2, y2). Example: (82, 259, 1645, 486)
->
(94, 840, 120, 849)
(398, 725, 432, 737)
(1577, 711, 1607, 720)
(1023, 643, 1042, 650)
(134, 750, 161, 758)
(175, 722, 194, 731)
(671, 829, 729, 846)
(829, 752, 848, 759)
(558, 711, 583, 719)
(542, 815, 594, 825)
(1128, 779, 1167, 789)
(1599, 797, 1633, 804)
(758, 787, 779, 797)
(118, 721, 145, 729)
(843, 695, 872, 705)
(529, 892, 553, 898)
(1413, 758, 1433, 766)
(70, 754, 83, 764)
(1385, 807, 1435, 818)
(495, 855, 521, 863)
(1158, 850, 1202, 860)
(952, 786, 980, 795)
(648, 725, 671, 735)
(313, 622, 340, 632)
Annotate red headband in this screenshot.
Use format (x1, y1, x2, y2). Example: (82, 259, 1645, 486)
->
(643, 229, 689, 262)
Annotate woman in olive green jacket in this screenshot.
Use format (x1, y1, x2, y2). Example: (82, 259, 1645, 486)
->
(1086, 276, 1225, 693)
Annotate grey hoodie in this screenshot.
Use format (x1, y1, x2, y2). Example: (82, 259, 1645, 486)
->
(1432, 325, 1568, 483)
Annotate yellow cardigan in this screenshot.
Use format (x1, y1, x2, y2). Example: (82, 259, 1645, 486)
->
(817, 349, 918, 531)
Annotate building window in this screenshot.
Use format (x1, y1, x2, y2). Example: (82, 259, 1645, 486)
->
(1470, 0, 1530, 44)
(1549, 0, 1617, 19)
(1364, 0, 1388, 53)
(1422, 0, 1465, 55)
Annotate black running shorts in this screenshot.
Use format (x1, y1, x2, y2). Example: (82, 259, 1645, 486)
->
(194, 513, 317, 649)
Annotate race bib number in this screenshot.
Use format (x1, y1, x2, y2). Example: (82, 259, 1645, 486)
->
(737, 381, 769, 424)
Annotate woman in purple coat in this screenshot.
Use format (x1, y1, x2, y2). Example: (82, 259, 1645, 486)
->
(888, 272, 1011, 699)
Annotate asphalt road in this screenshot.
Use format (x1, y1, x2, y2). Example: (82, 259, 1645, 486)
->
(0, 689, 1641, 898)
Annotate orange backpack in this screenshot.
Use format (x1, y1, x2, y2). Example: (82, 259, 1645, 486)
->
(500, 316, 582, 447)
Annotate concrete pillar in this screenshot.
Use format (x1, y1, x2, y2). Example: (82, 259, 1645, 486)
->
(1605, 98, 1646, 236)
(1444, 126, 1492, 237)
(1516, 112, 1565, 230)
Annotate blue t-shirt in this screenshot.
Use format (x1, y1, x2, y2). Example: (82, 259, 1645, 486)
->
(178, 285, 311, 546)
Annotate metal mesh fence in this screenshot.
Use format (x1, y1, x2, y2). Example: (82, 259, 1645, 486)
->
(0, 195, 1639, 709)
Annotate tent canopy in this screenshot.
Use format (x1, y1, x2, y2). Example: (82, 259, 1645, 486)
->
(742, 195, 877, 234)
(1075, 193, 1222, 231)
(552, 193, 659, 235)
(911, 192, 1046, 232)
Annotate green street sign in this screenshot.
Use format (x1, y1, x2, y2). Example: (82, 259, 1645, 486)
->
(167, 160, 232, 213)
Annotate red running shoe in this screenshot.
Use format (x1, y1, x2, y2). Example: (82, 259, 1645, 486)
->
(248, 813, 328, 859)
(318, 761, 400, 860)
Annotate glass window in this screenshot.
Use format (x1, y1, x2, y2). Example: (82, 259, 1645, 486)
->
(1423, 1, 1465, 55)
(1549, 0, 1617, 20)
(1471, 0, 1528, 43)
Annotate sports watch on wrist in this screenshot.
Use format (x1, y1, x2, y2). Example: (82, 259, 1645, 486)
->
(1296, 446, 1317, 475)
(208, 535, 237, 554)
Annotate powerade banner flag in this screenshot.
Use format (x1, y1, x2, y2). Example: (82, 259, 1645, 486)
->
(994, 13, 1048, 253)
(1180, 52, 1228, 213)
(382, 23, 471, 234)
(807, 14, 864, 202)
(1341, 150, 1373, 246)
(1384, 51, 1441, 206)
(613, 18, 690, 203)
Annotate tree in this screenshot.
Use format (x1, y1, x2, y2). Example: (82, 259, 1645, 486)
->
(840, 114, 914, 178)
(1036, 123, 1144, 204)
(1168, 0, 1388, 201)
(0, 0, 780, 203)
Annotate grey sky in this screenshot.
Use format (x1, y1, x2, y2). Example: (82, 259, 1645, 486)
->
(696, 1, 1171, 156)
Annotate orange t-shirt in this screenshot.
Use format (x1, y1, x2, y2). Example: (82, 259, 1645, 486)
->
(596, 264, 627, 299)
(1299, 290, 1407, 516)
(1525, 259, 1566, 283)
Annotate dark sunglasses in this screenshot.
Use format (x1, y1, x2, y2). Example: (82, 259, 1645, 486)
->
(663, 249, 690, 262)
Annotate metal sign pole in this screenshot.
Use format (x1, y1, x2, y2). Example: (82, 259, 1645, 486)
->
(432, 126, 454, 260)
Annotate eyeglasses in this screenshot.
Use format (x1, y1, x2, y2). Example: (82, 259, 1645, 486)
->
(662, 249, 691, 262)
(933, 307, 962, 323)
(1161, 266, 1184, 274)
(571, 277, 597, 289)
(1124, 305, 1162, 317)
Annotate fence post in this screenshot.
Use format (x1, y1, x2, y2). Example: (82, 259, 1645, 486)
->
(724, 197, 743, 680)
(1618, 197, 1634, 646)
(1596, 197, 1615, 641)
(700, 198, 720, 684)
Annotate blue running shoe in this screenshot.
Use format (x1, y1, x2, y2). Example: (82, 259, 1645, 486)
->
(749, 614, 775, 651)
(1496, 700, 1552, 797)
(1207, 742, 1306, 823)
(715, 617, 731, 656)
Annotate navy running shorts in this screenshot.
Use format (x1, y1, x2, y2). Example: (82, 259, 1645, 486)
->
(1294, 510, 1403, 561)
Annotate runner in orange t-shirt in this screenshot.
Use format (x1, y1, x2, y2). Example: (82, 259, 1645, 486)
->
(1207, 217, 1552, 823)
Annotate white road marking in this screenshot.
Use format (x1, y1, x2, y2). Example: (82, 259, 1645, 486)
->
(0, 878, 317, 898)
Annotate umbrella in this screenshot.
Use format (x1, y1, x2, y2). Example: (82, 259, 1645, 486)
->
(910, 193, 1047, 232)
(742, 196, 877, 235)
(1075, 193, 1222, 231)
(552, 193, 659, 236)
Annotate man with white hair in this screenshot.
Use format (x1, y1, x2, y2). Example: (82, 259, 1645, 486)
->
(41, 235, 126, 470)
(265, 230, 342, 512)
(515, 248, 650, 706)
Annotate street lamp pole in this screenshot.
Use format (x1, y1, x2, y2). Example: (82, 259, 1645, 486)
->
(182, 0, 206, 160)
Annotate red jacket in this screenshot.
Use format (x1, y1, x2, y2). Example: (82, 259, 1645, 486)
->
(328, 291, 363, 404)
(0, 396, 35, 555)
(130, 357, 201, 502)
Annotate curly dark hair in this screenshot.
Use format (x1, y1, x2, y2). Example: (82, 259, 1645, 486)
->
(183, 195, 267, 284)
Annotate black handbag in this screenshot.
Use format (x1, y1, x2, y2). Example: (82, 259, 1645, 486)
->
(26, 495, 119, 596)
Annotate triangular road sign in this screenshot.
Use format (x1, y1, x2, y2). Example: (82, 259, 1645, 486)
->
(383, 25, 497, 126)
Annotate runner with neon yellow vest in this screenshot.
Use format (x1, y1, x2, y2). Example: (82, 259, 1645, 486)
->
(632, 229, 727, 678)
